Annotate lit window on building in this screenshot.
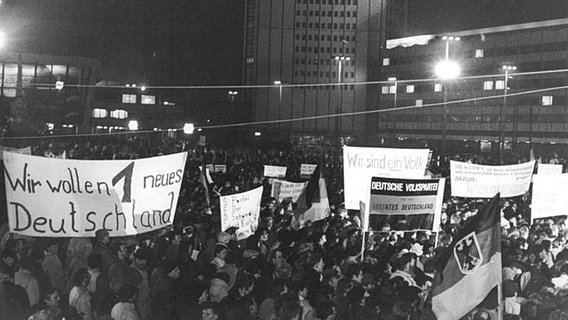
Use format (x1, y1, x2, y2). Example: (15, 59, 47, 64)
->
(382, 58, 390, 66)
(475, 49, 484, 58)
(381, 86, 390, 94)
(246, 57, 254, 63)
(483, 81, 494, 90)
(406, 85, 414, 93)
(542, 96, 553, 106)
(92, 108, 108, 118)
(141, 95, 155, 105)
(389, 85, 396, 94)
(110, 110, 128, 119)
(415, 99, 423, 107)
(495, 80, 505, 90)
(122, 94, 136, 104)
(434, 83, 443, 92)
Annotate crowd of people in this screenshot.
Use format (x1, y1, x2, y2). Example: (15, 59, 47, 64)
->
(2, 134, 568, 320)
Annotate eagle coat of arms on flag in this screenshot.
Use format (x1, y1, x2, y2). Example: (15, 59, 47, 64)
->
(453, 231, 483, 274)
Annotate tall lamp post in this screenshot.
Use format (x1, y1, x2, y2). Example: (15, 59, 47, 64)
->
(334, 55, 350, 148)
(499, 65, 516, 163)
(435, 36, 460, 157)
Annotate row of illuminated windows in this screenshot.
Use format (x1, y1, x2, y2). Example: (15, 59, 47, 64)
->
(295, 34, 355, 42)
(295, 58, 354, 66)
(122, 94, 156, 105)
(383, 93, 555, 107)
(296, 0, 357, 4)
(295, 46, 355, 54)
(382, 113, 568, 124)
(92, 109, 129, 119)
(296, 10, 358, 17)
(295, 70, 354, 78)
(382, 49, 485, 66)
(295, 22, 357, 29)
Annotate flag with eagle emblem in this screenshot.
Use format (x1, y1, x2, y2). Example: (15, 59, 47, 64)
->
(432, 193, 502, 320)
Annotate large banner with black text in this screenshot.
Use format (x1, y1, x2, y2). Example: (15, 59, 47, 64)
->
(343, 146, 430, 210)
(450, 160, 534, 198)
(220, 186, 263, 240)
(2, 151, 188, 237)
(363, 177, 445, 232)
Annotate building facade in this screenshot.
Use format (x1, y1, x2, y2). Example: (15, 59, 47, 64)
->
(243, 0, 388, 143)
(378, 18, 568, 157)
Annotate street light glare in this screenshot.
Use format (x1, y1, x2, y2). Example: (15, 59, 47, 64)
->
(0, 31, 6, 49)
(128, 120, 139, 131)
(435, 60, 460, 79)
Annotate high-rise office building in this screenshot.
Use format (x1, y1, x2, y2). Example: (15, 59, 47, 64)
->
(243, 0, 388, 143)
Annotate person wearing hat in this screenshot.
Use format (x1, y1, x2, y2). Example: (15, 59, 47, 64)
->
(199, 272, 231, 305)
(389, 253, 419, 288)
(93, 229, 114, 274)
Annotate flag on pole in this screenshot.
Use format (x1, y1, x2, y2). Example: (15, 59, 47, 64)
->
(291, 165, 330, 230)
(432, 193, 502, 320)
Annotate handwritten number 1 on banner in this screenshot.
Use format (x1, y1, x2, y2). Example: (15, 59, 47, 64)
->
(112, 162, 134, 203)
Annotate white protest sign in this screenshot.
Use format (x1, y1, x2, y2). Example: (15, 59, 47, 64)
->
(220, 186, 263, 240)
(538, 163, 562, 175)
(215, 164, 227, 173)
(0, 146, 31, 160)
(2, 152, 187, 237)
(300, 164, 317, 177)
(271, 180, 308, 203)
(206, 164, 215, 172)
(532, 174, 568, 221)
(450, 160, 535, 198)
(343, 146, 430, 210)
(264, 165, 287, 178)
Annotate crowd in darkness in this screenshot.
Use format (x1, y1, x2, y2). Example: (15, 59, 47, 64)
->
(3, 134, 568, 320)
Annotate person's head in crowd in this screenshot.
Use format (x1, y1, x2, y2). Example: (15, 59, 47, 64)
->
(225, 227, 239, 242)
(41, 287, 61, 308)
(468, 308, 493, 320)
(262, 216, 275, 230)
(216, 231, 231, 245)
(111, 240, 129, 261)
(363, 251, 380, 265)
(201, 302, 225, 320)
(277, 228, 296, 247)
(361, 272, 376, 291)
(87, 253, 103, 271)
(266, 197, 277, 210)
(311, 232, 327, 247)
(391, 253, 413, 273)
(44, 239, 59, 256)
(0, 265, 13, 282)
(265, 278, 289, 299)
(306, 253, 324, 273)
(274, 262, 293, 280)
(118, 283, 138, 303)
(19, 255, 36, 271)
(213, 244, 228, 266)
(1, 249, 17, 269)
(346, 264, 364, 283)
(268, 247, 286, 266)
(231, 273, 254, 298)
(346, 285, 366, 306)
(73, 267, 91, 288)
(274, 292, 302, 320)
(315, 299, 336, 320)
(290, 280, 309, 301)
(95, 229, 111, 244)
(133, 248, 151, 270)
(209, 272, 231, 302)
(322, 268, 341, 290)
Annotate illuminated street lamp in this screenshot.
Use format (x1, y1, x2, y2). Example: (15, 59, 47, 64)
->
(183, 123, 194, 134)
(128, 120, 139, 131)
(500, 65, 517, 162)
(436, 36, 461, 157)
(228, 90, 238, 101)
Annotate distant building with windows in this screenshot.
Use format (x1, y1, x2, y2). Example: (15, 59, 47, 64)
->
(0, 52, 98, 134)
(243, 0, 388, 143)
(378, 18, 568, 156)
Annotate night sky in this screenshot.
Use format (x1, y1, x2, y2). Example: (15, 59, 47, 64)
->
(0, 0, 566, 95)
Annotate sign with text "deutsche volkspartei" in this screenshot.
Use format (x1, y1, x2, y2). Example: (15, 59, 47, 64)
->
(2, 151, 188, 237)
(343, 146, 430, 210)
(363, 176, 445, 232)
(220, 186, 263, 241)
(450, 160, 535, 198)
